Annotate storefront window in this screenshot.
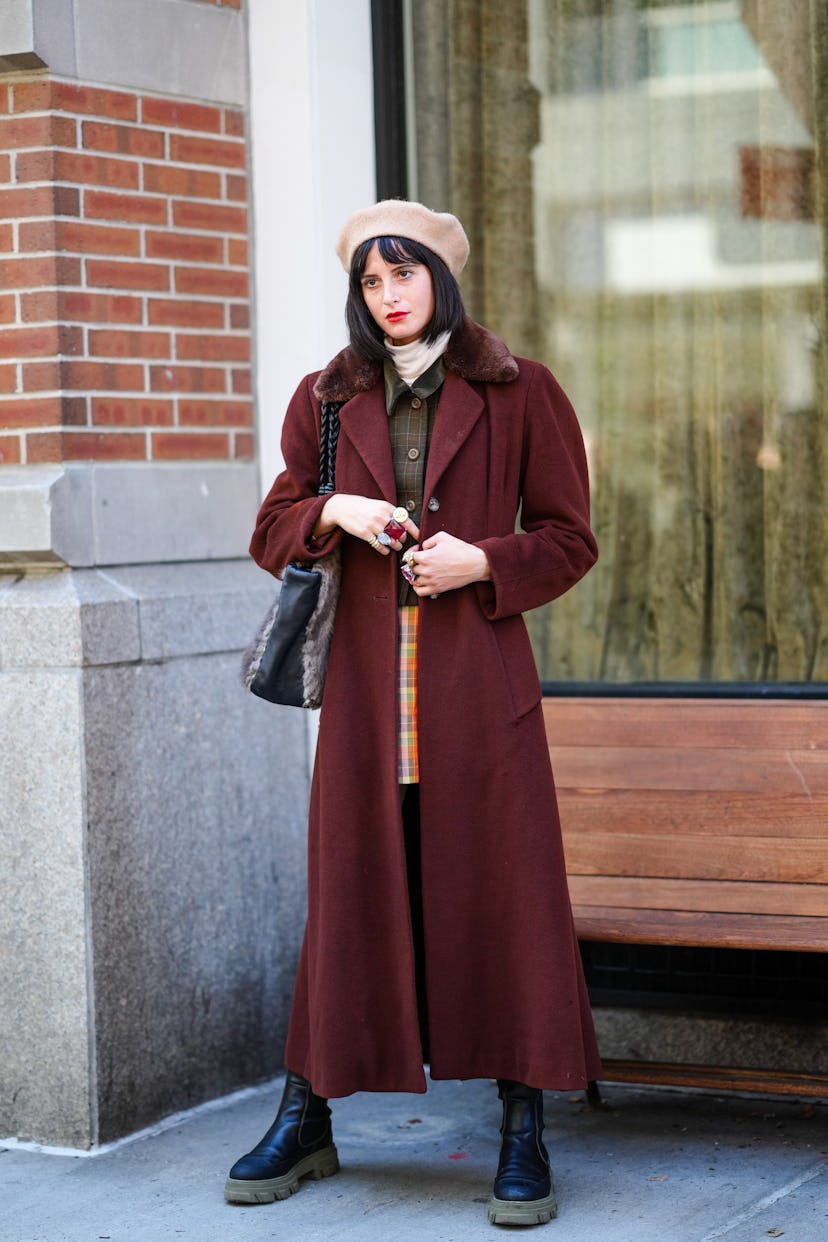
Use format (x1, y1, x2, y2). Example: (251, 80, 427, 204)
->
(408, 0, 828, 684)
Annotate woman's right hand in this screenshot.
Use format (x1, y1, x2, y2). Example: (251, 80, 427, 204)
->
(314, 494, 419, 555)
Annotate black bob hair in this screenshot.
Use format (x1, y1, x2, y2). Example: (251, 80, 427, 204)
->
(345, 235, 465, 361)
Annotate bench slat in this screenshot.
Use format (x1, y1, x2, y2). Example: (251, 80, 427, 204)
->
(568, 875, 828, 918)
(563, 832, 828, 884)
(551, 745, 828, 794)
(543, 697, 828, 750)
(595, 1059, 828, 1097)
(556, 790, 828, 838)
(572, 906, 828, 950)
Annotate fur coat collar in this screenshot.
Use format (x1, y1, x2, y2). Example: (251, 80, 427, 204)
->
(312, 316, 519, 403)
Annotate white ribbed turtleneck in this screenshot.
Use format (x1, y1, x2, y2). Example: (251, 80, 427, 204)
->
(385, 330, 451, 386)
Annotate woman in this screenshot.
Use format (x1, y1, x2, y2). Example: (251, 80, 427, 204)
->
(225, 200, 601, 1228)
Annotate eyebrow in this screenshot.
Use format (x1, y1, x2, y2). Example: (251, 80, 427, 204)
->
(361, 261, 419, 280)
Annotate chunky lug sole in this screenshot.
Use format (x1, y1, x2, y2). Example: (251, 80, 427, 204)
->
(487, 1186, 558, 1227)
(223, 1144, 340, 1204)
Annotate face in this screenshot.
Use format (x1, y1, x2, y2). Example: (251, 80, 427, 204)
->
(359, 242, 435, 345)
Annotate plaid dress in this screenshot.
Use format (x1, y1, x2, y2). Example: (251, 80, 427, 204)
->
(384, 357, 445, 783)
(397, 605, 420, 782)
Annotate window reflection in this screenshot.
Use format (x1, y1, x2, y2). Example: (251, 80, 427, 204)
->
(410, 0, 828, 683)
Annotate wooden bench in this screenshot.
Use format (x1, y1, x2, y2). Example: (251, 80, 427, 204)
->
(545, 696, 828, 1098)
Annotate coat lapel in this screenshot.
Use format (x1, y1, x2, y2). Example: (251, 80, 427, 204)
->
(313, 318, 518, 502)
(339, 387, 397, 500)
(424, 371, 485, 496)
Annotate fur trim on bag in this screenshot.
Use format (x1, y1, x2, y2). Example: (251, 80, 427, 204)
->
(240, 551, 341, 709)
(300, 550, 341, 708)
(312, 316, 519, 404)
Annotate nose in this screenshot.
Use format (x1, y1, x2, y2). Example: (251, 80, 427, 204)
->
(382, 278, 399, 305)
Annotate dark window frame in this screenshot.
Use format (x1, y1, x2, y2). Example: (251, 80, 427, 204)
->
(542, 681, 828, 699)
(371, 0, 408, 201)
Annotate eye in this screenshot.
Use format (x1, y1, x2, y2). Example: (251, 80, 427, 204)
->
(362, 277, 378, 289)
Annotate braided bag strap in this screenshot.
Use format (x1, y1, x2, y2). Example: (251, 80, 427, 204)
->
(318, 400, 342, 496)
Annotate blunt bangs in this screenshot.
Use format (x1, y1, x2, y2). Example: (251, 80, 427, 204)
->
(345, 235, 466, 361)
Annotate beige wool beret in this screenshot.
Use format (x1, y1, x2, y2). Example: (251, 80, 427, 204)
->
(336, 199, 470, 276)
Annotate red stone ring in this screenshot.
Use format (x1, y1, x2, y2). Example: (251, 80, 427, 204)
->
(383, 515, 407, 541)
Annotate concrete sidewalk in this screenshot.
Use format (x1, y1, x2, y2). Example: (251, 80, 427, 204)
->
(1, 1076, 826, 1242)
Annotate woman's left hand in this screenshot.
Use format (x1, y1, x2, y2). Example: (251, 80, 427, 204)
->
(407, 531, 491, 597)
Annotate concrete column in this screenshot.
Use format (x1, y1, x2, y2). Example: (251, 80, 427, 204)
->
(0, 468, 313, 1147)
(1, 554, 316, 1147)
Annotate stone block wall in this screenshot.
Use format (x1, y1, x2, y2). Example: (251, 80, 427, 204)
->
(0, 564, 311, 1147)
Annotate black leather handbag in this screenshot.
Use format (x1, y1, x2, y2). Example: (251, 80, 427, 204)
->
(241, 400, 342, 708)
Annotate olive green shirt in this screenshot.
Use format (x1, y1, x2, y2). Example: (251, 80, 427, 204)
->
(384, 355, 445, 604)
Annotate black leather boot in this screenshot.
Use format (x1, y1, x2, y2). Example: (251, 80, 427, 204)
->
(487, 1079, 557, 1226)
(224, 1071, 339, 1204)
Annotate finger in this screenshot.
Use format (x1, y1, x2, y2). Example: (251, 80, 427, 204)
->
(405, 519, 421, 541)
(411, 563, 435, 587)
(367, 534, 391, 556)
(412, 578, 441, 598)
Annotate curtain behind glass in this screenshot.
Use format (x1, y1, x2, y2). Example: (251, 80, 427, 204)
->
(410, 0, 828, 684)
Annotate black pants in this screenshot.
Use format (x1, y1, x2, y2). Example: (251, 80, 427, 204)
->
(400, 783, 430, 1062)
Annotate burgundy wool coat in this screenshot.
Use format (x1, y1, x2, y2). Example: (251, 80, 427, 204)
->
(250, 317, 602, 1098)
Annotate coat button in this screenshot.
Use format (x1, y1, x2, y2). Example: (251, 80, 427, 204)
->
(407, 447, 420, 460)
(406, 499, 416, 512)
(410, 396, 422, 409)
(427, 496, 440, 512)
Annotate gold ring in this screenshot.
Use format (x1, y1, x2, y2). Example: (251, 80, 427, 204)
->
(368, 535, 381, 550)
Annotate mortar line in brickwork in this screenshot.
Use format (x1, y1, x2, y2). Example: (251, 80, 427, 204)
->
(9, 165, 246, 186)
(8, 74, 246, 123)
(73, 327, 252, 338)
(31, 172, 247, 195)
(76, 187, 245, 206)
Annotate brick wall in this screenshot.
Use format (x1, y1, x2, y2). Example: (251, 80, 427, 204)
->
(0, 75, 253, 466)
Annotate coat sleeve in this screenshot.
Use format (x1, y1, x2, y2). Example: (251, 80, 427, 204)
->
(474, 363, 598, 620)
(249, 372, 344, 577)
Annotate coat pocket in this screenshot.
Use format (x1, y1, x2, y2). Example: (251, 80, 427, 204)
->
(488, 615, 543, 724)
